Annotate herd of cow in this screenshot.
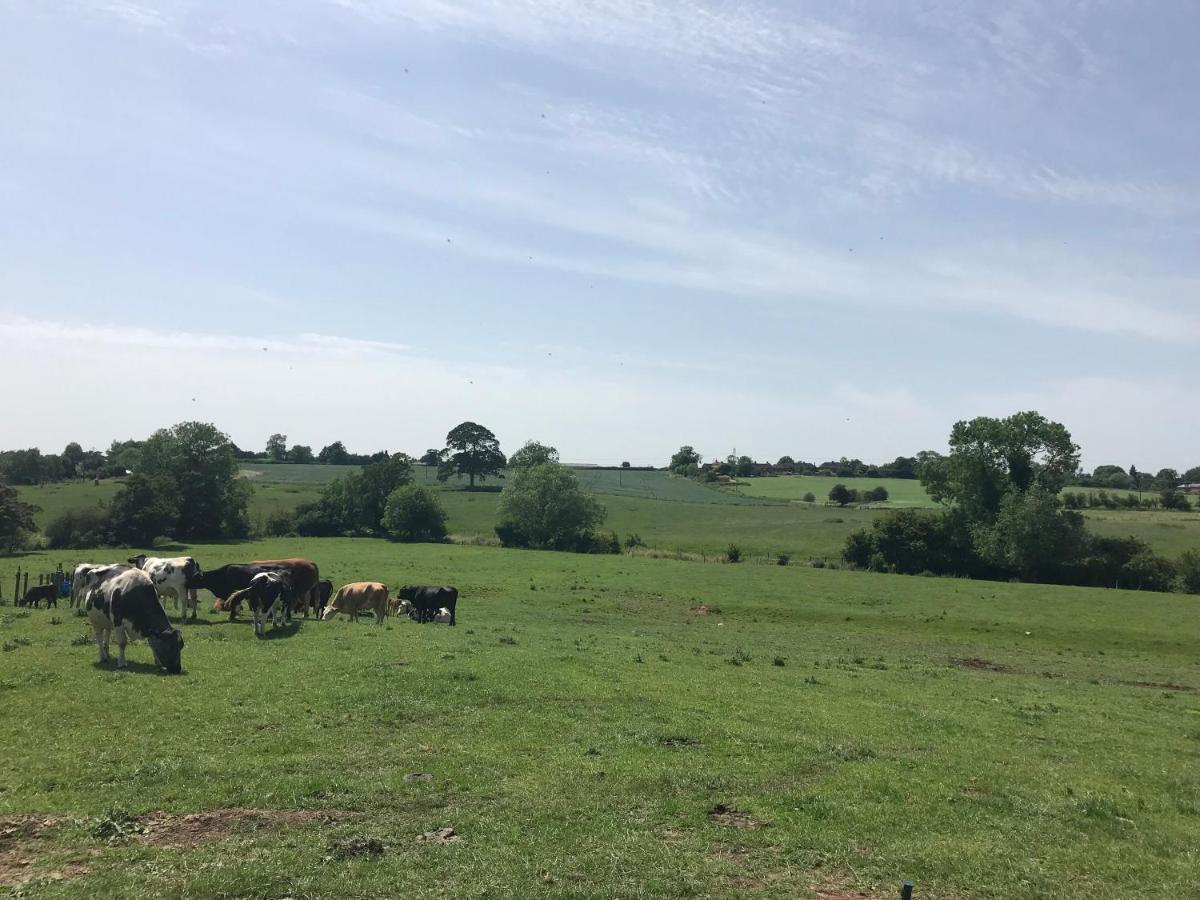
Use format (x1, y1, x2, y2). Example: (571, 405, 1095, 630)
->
(44, 554, 459, 675)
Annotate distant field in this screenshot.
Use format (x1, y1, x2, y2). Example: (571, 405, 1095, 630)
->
(239, 462, 360, 484)
(733, 475, 933, 506)
(2, 539, 1198, 898)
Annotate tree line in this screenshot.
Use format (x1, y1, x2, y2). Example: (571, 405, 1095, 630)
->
(840, 412, 1199, 595)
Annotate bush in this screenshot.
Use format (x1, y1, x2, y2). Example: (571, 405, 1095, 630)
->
(495, 462, 605, 550)
(829, 484, 855, 507)
(381, 485, 448, 542)
(45, 507, 110, 549)
(802, 492, 816, 503)
(868, 485, 889, 502)
(1179, 550, 1200, 594)
(1124, 552, 1177, 592)
(624, 533, 645, 550)
(107, 473, 180, 546)
(292, 500, 344, 537)
(725, 544, 741, 563)
(776, 553, 790, 566)
(263, 510, 296, 537)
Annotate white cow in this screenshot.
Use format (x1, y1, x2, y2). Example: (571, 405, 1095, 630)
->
(71, 563, 131, 609)
(86, 568, 184, 673)
(128, 555, 200, 621)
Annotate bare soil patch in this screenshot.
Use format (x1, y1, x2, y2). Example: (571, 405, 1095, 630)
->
(659, 735, 703, 748)
(417, 827, 461, 845)
(952, 657, 1015, 674)
(139, 808, 353, 850)
(1117, 679, 1196, 693)
(707, 804, 769, 830)
(0, 816, 81, 888)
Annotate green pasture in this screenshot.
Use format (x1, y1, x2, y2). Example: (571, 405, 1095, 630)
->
(238, 462, 357, 485)
(1, 540, 1199, 898)
(732, 475, 933, 506)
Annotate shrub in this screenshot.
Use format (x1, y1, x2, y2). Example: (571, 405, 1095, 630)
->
(45, 507, 110, 549)
(829, 484, 855, 507)
(381, 485, 448, 542)
(495, 462, 605, 551)
(802, 492, 816, 503)
(107, 473, 180, 546)
(1179, 550, 1200, 595)
(868, 485, 889, 502)
(292, 500, 344, 537)
(624, 533, 645, 550)
(776, 553, 790, 566)
(725, 544, 741, 563)
(263, 510, 295, 537)
(1124, 552, 1177, 592)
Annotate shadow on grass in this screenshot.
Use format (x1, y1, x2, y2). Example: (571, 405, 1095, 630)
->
(258, 621, 302, 641)
(91, 659, 178, 676)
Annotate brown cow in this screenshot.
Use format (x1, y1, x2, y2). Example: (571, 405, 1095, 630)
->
(251, 558, 320, 617)
(322, 582, 389, 625)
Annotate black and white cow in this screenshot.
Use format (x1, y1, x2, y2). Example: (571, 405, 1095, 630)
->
(129, 555, 201, 621)
(86, 568, 184, 674)
(396, 585, 458, 626)
(71, 563, 132, 609)
(226, 572, 291, 637)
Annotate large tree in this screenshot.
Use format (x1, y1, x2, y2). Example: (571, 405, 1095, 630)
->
(509, 440, 559, 469)
(438, 422, 505, 488)
(318, 441, 351, 465)
(265, 433, 288, 462)
(138, 421, 251, 539)
(920, 411, 1079, 523)
(669, 445, 702, 474)
(0, 478, 38, 554)
(495, 462, 605, 550)
(288, 444, 315, 464)
(108, 473, 182, 545)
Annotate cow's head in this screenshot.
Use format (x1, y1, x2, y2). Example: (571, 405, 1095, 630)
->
(148, 628, 184, 675)
(128, 554, 148, 569)
(397, 586, 416, 601)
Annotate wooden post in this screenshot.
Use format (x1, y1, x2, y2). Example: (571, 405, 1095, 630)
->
(13, 570, 19, 605)
(23, 571, 29, 599)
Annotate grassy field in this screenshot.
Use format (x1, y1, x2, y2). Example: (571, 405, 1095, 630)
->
(732, 476, 933, 507)
(17, 474, 1200, 564)
(1, 539, 1199, 898)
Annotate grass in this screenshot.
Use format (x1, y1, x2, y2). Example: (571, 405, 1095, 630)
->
(732, 475, 934, 506)
(1, 539, 1199, 898)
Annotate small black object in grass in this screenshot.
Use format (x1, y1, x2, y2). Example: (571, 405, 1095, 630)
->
(773, 656, 786, 667)
(901, 881, 914, 900)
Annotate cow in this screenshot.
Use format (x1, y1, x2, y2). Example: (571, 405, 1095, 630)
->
(226, 572, 291, 637)
(19, 584, 58, 608)
(190, 559, 317, 621)
(433, 607, 453, 624)
(317, 579, 333, 617)
(129, 555, 201, 621)
(251, 559, 320, 618)
(72, 563, 132, 609)
(396, 585, 458, 626)
(86, 568, 184, 674)
(322, 582, 389, 625)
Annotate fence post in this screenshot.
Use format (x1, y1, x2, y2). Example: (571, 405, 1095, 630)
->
(23, 571, 29, 598)
(13, 570, 19, 604)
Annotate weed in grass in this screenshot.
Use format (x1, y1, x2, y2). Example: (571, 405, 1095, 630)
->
(773, 656, 786, 667)
(2, 638, 31, 652)
(50, 616, 62, 626)
(498, 636, 517, 645)
(93, 809, 144, 841)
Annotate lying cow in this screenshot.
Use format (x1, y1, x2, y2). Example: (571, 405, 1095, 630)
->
(129, 555, 200, 621)
(397, 585, 458, 626)
(86, 568, 184, 674)
(72, 563, 132, 609)
(322, 582, 389, 625)
(226, 572, 291, 637)
(394, 600, 454, 624)
(19, 584, 58, 608)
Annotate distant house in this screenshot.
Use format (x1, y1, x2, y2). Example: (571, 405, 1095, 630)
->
(1181, 483, 1200, 495)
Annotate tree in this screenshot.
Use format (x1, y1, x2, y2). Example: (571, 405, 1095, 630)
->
(266, 433, 288, 462)
(318, 441, 351, 465)
(1129, 464, 1141, 490)
(438, 422, 505, 488)
(104, 439, 143, 477)
(382, 485, 448, 542)
(1154, 468, 1180, 489)
(802, 492, 816, 503)
(977, 486, 1088, 583)
(1092, 465, 1132, 490)
(288, 444, 315, 464)
(868, 485, 889, 502)
(420, 448, 444, 466)
(1182, 466, 1200, 484)
(0, 448, 44, 485)
(0, 479, 38, 554)
(1179, 550, 1200, 595)
(621, 461, 631, 469)
(829, 484, 855, 507)
(735, 455, 754, 477)
(108, 473, 181, 545)
(62, 442, 85, 476)
(776, 455, 796, 472)
(669, 445, 702, 474)
(354, 454, 415, 529)
(138, 422, 251, 540)
(495, 462, 605, 550)
(509, 440, 559, 468)
(920, 411, 1079, 523)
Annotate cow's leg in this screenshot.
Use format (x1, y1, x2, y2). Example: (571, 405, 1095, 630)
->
(254, 607, 263, 638)
(115, 629, 128, 669)
(94, 625, 108, 664)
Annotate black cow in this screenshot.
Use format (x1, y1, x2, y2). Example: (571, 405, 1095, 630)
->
(20, 584, 58, 608)
(317, 579, 333, 616)
(86, 568, 184, 674)
(397, 585, 458, 626)
(190, 564, 276, 620)
(226, 572, 291, 637)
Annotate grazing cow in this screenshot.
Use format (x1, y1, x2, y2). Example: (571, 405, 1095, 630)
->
(129, 555, 201, 621)
(322, 582, 389, 625)
(19, 584, 58, 608)
(190, 560, 314, 621)
(317, 579, 333, 617)
(72, 564, 132, 609)
(86, 568, 184, 674)
(227, 572, 291, 637)
(251, 559, 320, 617)
(397, 585, 458, 626)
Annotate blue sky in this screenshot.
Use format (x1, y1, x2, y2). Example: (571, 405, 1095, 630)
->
(1, 1, 1196, 469)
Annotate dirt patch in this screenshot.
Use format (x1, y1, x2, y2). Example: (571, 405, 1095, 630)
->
(1117, 680, 1196, 693)
(707, 804, 769, 830)
(811, 872, 883, 899)
(417, 827, 461, 845)
(139, 808, 353, 850)
(730, 875, 766, 890)
(0, 816, 78, 888)
(659, 736, 703, 748)
(403, 773, 433, 783)
(952, 657, 1016, 674)
(710, 846, 753, 864)
(689, 605, 711, 616)
(327, 836, 385, 860)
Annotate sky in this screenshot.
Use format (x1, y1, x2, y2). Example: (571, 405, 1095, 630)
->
(0, 0, 1196, 470)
